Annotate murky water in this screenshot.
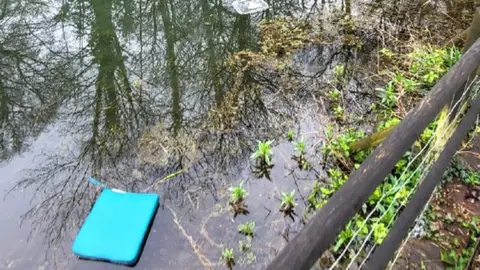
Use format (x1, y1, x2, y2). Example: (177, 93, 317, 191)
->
(1, 0, 472, 269)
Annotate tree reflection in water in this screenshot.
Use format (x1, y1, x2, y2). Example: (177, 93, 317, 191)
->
(1, 0, 385, 265)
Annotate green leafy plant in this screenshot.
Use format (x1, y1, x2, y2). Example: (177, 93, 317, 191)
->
(328, 88, 341, 101)
(307, 181, 321, 211)
(280, 190, 297, 221)
(376, 81, 396, 109)
(393, 72, 417, 93)
(294, 139, 306, 155)
(464, 170, 480, 185)
(242, 252, 256, 265)
(317, 127, 425, 256)
(251, 140, 274, 165)
(441, 248, 472, 269)
(334, 64, 345, 77)
(408, 46, 459, 87)
(443, 158, 468, 183)
(379, 48, 394, 59)
(286, 129, 295, 141)
(238, 221, 256, 237)
(229, 182, 248, 204)
(322, 128, 365, 158)
(293, 138, 311, 170)
(334, 220, 355, 252)
(228, 182, 249, 217)
(444, 213, 454, 224)
(333, 105, 344, 119)
(372, 223, 388, 244)
(443, 45, 462, 69)
(310, 45, 464, 260)
(238, 238, 252, 252)
(251, 140, 275, 179)
(377, 117, 400, 131)
(221, 248, 235, 269)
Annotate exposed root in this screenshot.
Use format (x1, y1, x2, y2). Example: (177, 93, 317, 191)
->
(167, 206, 214, 270)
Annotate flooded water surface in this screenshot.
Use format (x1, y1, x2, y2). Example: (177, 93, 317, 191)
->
(1, 0, 473, 269)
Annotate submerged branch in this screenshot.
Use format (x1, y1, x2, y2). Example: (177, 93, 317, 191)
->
(167, 206, 214, 270)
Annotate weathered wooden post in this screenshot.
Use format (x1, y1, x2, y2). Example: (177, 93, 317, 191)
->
(449, 8, 480, 119)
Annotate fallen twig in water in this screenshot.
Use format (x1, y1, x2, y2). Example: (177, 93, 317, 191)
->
(200, 207, 226, 249)
(167, 206, 213, 270)
(263, 206, 272, 220)
(142, 168, 187, 192)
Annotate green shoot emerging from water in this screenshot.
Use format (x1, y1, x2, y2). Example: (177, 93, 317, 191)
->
(328, 89, 341, 101)
(228, 182, 249, 218)
(280, 190, 297, 221)
(333, 105, 344, 118)
(252, 140, 275, 179)
(293, 138, 311, 170)
(307, 182, 321, 211)
(238, 237, 252, 253)
(294, 139, 306, 155)
(229, 182, 248, 204)
(238, 221, 256, 237)
(251, 140, 274, 165)
(286, 129, 295, 141)
(221, 248, 235, 269)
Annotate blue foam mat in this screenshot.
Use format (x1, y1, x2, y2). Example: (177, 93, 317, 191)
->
(73, 189, 159, 265)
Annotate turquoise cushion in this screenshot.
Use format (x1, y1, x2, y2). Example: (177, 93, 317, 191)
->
(72, 189, 159, 265)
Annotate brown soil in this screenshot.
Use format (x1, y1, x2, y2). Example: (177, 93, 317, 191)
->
(386, 130, 480, 270)
(392, 178, 480, 269)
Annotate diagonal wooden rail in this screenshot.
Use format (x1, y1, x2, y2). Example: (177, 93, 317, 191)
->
(365, 88, 480, 269)
(266, 38, 480, 270)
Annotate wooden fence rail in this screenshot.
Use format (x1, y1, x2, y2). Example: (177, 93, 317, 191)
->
(266, 37, 480, 270)
(365, 90, 480, 269)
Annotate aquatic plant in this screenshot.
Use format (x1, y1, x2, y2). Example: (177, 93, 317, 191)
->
(307, 181, 321, 211)
(293, 139, 310, 170)
(229, 182, 248, 205)
(286, 129, 295, 141)
(333, 105, 344, 119)
(238, 238, 252, 252)
(280, 190, 297, 221)
(221, 248, 235, 269)
(251, 140, 274, 166)
(294, 139, 306, 156)
(228, 182, 249, 218)
(251, 140, 275, 180)
(238, 221, 256, 237)
(328, 88, 341, 101)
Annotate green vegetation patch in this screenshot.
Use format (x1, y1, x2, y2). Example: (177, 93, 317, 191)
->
(308, 43, 468, 266)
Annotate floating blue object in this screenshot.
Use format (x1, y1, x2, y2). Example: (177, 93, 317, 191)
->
(73, 188, 159, 265)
